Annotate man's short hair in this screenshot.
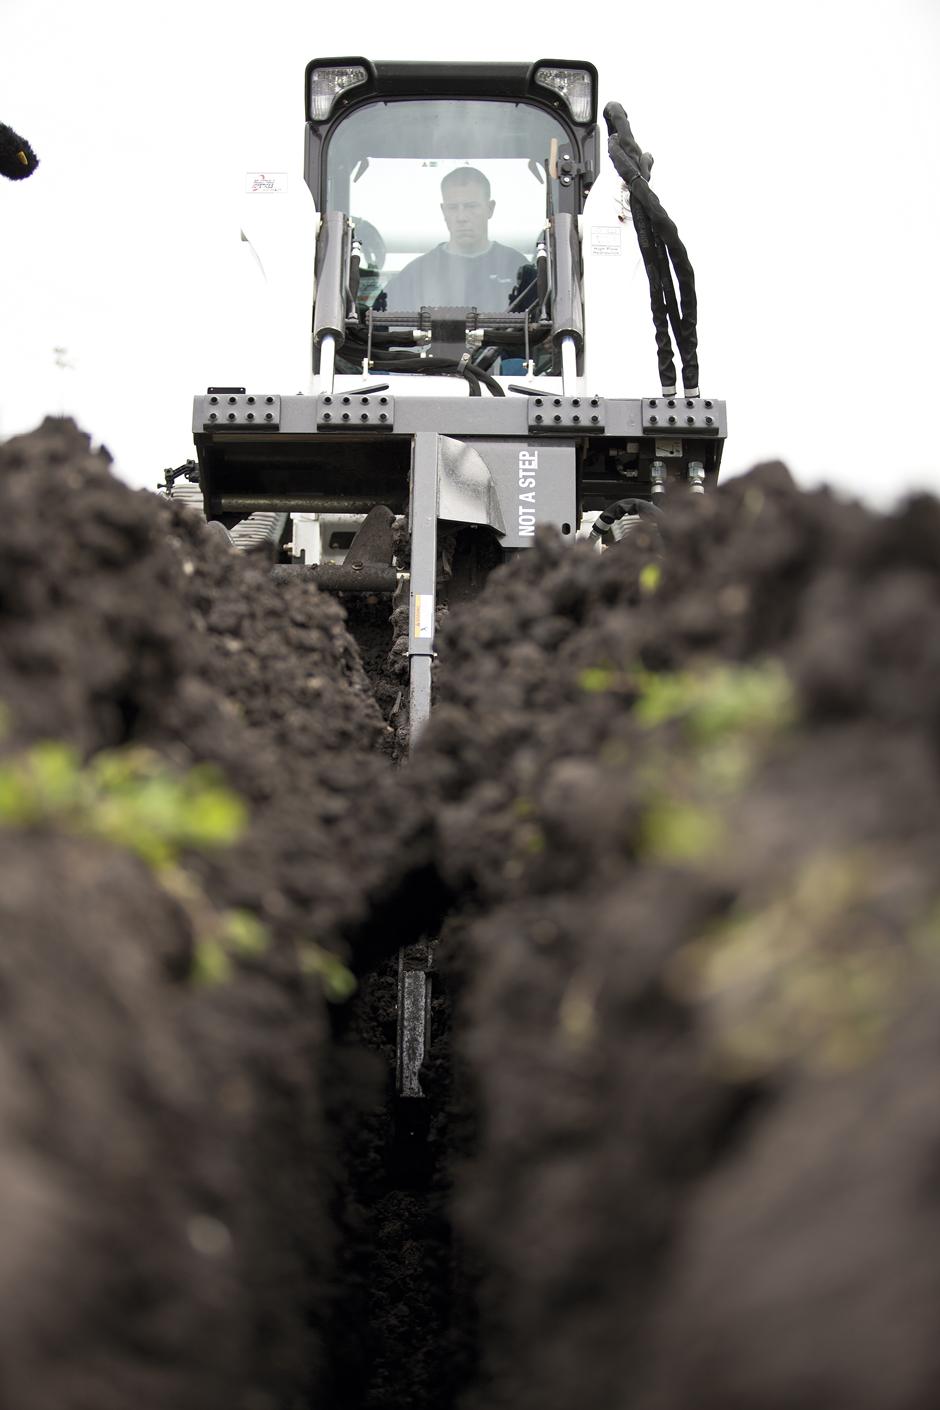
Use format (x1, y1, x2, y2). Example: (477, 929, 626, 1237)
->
(441, 166, 491, 201)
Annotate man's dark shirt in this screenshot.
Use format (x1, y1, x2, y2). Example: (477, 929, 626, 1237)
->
(382, 241, 526, 312)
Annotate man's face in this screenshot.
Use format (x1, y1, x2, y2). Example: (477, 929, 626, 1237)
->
(441, 181, 495, 253)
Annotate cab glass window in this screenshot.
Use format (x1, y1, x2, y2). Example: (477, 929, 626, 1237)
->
(323, 99, 571, 309)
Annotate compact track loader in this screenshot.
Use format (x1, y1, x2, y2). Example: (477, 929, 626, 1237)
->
(179, 58, 727, 1097)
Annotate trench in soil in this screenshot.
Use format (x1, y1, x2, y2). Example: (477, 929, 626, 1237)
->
(319, 600, 471, 1410)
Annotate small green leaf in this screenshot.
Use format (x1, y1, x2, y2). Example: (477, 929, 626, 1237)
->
(642, 799, 724, 862)
(299, 945, 357, 1003)
(639, 562, 662, 595)
(192, 938, 232, 986)
(578, 667, 617, 693)
(221, 909, 269, 957)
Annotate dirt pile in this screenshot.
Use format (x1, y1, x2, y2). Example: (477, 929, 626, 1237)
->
(0, 419, 394, 1410)
(376, 466, 940, 1410)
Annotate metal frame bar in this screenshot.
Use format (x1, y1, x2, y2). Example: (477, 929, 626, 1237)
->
(397, 432, 441, 1097)
(407, 432, 440, 745)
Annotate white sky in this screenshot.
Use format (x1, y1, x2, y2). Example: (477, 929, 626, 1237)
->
(1, 0, 938, 504)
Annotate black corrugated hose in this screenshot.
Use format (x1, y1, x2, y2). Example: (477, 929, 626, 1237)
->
(604, 102, 699, 394)
(464, 364, 505, 396)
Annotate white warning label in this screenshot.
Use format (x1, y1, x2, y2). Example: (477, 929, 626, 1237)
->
(518, 449, 537, 538)
(591, 225, 623, 256)
(413, 594, 434, 640)
(245, 171, 288, 193)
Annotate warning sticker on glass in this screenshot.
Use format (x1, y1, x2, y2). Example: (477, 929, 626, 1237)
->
(245, 172, 288, 194)
(413, 594, 434, 639)
(591, 225, 623, 255)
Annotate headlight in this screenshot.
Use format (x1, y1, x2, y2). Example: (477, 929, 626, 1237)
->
(308, 65, 368, 122)
(534, 66, 594, 123)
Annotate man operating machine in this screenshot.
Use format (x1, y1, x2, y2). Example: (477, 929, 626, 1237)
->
(380, 166, 526, 311)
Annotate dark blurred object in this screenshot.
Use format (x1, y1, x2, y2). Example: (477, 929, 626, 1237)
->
(0, 123, 39, 180)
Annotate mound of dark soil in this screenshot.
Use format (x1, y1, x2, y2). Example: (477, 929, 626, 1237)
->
(0, 419, 397, 1409)
(363, 465, 940, 1410)
(0, 829, 280, 1410)
(638, 996, 940, 1410)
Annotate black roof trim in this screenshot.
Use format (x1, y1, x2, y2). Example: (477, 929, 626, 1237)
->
(305, 57, 599, 125)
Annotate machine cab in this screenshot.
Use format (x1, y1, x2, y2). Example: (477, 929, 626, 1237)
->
(304, 59, 600, 392)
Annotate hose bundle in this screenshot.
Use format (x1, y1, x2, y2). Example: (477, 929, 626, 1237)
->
(604, 102, 699, 395)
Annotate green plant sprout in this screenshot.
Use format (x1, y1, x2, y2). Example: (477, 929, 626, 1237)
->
(0, 737, 355, 1002)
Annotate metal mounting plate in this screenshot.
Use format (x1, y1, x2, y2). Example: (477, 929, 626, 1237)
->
(202, 393, 280, 430)
(642, 397, 720, 435)
(317, 393, 395, 430)
(528, 395, 606, 433)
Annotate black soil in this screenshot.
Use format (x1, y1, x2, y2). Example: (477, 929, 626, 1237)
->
(2, 419, 940, 1409)
(0, 419, 389, 1410)
(354, 465, 940, 1410)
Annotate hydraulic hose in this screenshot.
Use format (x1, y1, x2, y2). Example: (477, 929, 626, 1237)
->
(631, 198, 678, 394)
(464, 364, 505, 396)
(604, 102, 700, 394)
(351, 353, 480, 393)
